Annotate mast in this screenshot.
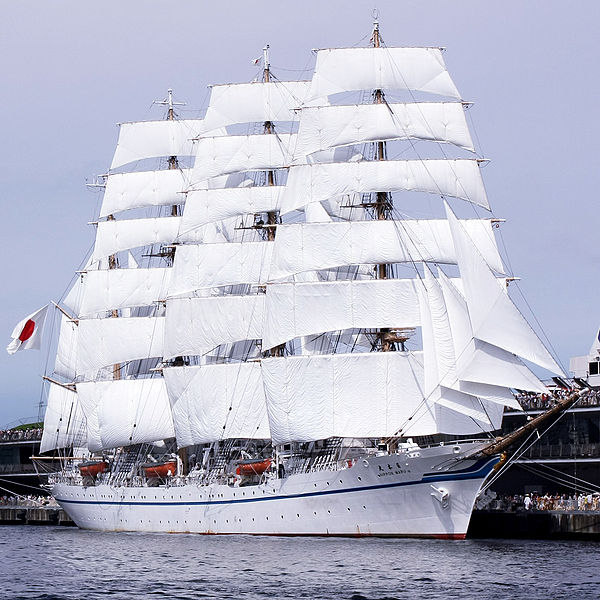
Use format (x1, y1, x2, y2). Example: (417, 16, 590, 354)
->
(106, 214, 121, 380)
(262, 45, 278, 242)
(156, 89, 189, 471)
(261, 45, 284, 358)
(371, 19, 395, 352)
(154, 89, 185, 217)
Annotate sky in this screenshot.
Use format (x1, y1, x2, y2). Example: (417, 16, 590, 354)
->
(0, 0, 599, 426)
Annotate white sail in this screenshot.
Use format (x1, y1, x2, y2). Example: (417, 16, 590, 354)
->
(77, 378, 174, 452)
(62, 271, 89, 317)
(462, 341, 548, 396)
(434, 386, 505, 433)
(419, 267, 455, 396)
(283, 159, 488, 212)
(110, 120, 204, 170)
(78, 268, 172, 318)
(92, 217, 182, 262)
(422, 267, 543, 406)
(306, 47, 461, 101)
(417, 268, 506, 431)
(40, 384, 86, 453)
(296, 103, 474, 157)
(180, 186, 284, 232)
(100, 169, 191, 218)
(445, 203, 564, 375)
(54, 314, 79, 381)
(164, 295, 265, 358)
(169, 241, 273, 295)
(262, 352, 438, 444)
(192, 133, 297, 182)
(163, 363, 269, 447)
(454, 381, 523, 410)
(438, 270, 547, 395)
(76, 317, 165, 375)
(202, 81, 309, 131)
(263, 279, 422, 350)
(269, 219, 503, 281)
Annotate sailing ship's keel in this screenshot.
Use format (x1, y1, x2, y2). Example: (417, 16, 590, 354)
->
(53, 450, 498, 538)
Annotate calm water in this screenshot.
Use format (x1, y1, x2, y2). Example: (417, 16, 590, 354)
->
(0, 527, 598, 600)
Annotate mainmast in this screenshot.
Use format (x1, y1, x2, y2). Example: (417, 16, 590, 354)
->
(262, 45, 278, 242)
(154, 88, 186, 217)
(261, 45, 284, 358)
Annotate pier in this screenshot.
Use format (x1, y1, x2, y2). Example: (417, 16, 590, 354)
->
(0, 506, 74, 526)
(469, 509, 600, 540)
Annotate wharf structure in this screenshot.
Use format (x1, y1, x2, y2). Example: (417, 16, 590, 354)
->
(0, 426, 51, 496)
(492, 389, 600, 495)
(488, 336, 600, 496)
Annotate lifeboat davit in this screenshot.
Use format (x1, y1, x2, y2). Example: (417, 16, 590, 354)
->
(78, 460, 107, 478)
(143, 460, 177, 478)
(236, 458, 272, 476)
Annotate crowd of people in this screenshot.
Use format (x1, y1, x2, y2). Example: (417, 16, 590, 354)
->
(513, 389, 600, 411)
(0, 427, 43, 442)
(0, 494, 58, 507)
(480, 492, 600, 512)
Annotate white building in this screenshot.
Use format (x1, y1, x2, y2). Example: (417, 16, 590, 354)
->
(569, 330, 600, 388)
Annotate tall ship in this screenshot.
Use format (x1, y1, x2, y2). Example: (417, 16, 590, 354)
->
(9, 21, 574, 538)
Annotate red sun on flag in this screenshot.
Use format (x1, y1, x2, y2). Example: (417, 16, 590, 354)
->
(19, 319, 36, 342)
(6, 305, 48, 355)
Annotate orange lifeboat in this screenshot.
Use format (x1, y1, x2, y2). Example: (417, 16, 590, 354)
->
(79, 460, 107, 478)
(143, 460, 177, 478)
(236, 458, 272, 476)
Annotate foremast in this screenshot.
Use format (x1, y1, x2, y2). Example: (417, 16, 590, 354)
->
(371, 20, 403, 353)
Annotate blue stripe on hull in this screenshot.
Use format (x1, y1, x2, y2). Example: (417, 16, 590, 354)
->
(56, 456, 498, 508)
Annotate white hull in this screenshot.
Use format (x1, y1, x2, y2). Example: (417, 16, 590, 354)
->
(53, 444, 498, 538)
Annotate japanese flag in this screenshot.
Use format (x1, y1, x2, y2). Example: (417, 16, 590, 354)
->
(6, 304, 49, 355)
